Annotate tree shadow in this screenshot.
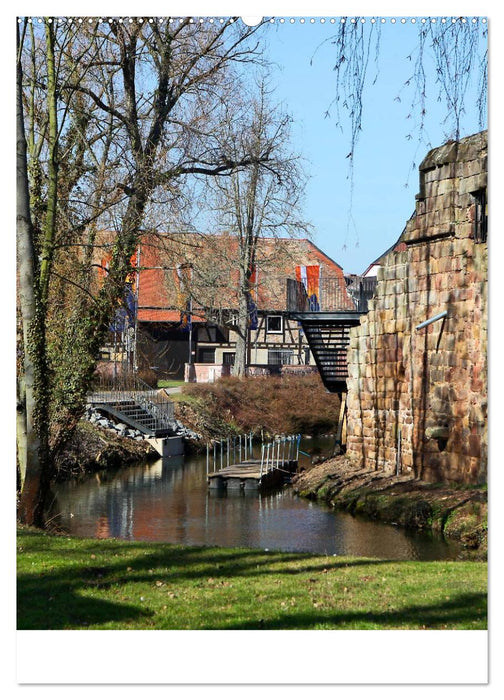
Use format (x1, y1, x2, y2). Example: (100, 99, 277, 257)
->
(221, 591, 487, 630)
(17, 572, 150, 629)
(17, 538, 399, 629)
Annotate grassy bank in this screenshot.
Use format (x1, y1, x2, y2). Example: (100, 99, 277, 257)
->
(175, 374, 342, 441)
(17, 528, 487, 630)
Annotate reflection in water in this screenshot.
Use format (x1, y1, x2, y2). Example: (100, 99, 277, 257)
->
(52, 447, 461, 561)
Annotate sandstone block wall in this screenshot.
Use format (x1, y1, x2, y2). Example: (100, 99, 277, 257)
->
(346, 131, 487, 484)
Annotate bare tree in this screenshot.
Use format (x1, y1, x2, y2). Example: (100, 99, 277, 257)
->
(189, 79, 311, 376)
(16, 16, 273, 526)
(325, 17, 487, 162)
(319, 16, 487, 245)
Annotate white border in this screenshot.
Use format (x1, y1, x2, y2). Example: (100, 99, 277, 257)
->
(17, 630, 488, 684)
(7, 0, 497, 691)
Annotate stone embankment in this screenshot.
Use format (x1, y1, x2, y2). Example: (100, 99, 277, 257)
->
(84, 404, 202, 442)
(54, 407, 203, 480)
(292, 456, 487, 559)
(54, 421, 157, 480)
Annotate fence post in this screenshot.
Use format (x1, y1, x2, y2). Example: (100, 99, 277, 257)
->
(206, 443, 209, 476)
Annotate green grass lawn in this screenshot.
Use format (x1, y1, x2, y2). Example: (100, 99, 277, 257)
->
(157, 380, 185, 389)
(17, 527, 487, 630)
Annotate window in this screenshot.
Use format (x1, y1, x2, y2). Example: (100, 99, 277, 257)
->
(198, 348, 215, 363)
(222, 352, 235, 366)
(472, 189, 488, 243)
(268, 350, 293, 366)
(266, 315, 283, 333)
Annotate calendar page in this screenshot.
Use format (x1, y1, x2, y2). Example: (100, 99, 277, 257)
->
(15, 2, 489, 687)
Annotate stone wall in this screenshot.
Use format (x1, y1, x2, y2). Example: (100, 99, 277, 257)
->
(346, 131, 487, 484)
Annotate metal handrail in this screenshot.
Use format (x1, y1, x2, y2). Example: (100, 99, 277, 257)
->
(206, 433, 254, 476)
(286, 277, 376, 313)
(88, 373, 175, 429)
(206, 433, 301, 478)
(259, 435, 301, 477)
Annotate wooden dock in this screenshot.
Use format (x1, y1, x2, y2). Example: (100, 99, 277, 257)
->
(207, 435, 301, 491)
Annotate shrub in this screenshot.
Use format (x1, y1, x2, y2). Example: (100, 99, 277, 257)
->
(180, 374, 341, 438)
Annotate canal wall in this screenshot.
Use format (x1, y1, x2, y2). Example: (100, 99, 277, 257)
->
(292, 456, 487, 557)
(346, 131, 488, 484)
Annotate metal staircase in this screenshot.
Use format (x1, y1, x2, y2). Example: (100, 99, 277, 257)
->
(301, 320, 357, 393)
(287, 277, 374, 393)
(301, 319, 359, 393)
(88, 375, 175, 436)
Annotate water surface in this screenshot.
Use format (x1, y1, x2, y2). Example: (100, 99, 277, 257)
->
(52, 441, 462, 561)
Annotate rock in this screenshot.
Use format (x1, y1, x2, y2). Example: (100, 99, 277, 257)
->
(425, 426, 450, 440)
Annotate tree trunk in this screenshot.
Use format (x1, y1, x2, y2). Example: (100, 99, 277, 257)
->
(39, 19, 58, 304)
(232, 268, 250, 377)
(16, 376, 27, 489)
(16, 23, 51, 525)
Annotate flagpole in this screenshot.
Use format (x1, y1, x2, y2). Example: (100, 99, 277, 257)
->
(188, 295, 193, 365)
(133, 245, 140, 373)
(187, 264, 193, 365)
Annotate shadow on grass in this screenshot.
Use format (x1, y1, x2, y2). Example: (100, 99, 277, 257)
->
(17, 538, 395, 629)
(222, 592, 488, 630)
(17, 533, 486, 630)
(17, 591, 150, 629)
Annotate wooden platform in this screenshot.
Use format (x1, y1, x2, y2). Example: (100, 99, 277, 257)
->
(208, 459, 297, 490)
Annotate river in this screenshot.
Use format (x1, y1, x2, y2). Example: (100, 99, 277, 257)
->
(52, 439, 462, 560)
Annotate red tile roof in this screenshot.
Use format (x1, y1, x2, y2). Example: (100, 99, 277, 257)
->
(124, 233, 351, 322)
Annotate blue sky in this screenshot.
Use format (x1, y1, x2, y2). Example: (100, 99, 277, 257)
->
(11, 5, 488, 278)
(261, 17, 487, 274)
